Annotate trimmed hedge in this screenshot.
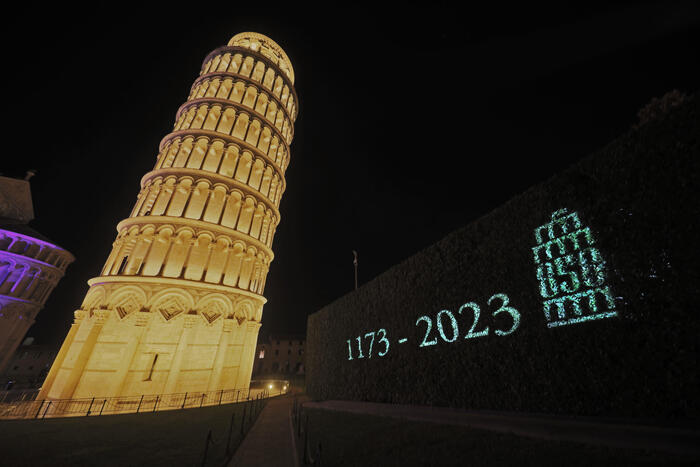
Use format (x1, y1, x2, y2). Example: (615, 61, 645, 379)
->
(306, 95, 699, 419)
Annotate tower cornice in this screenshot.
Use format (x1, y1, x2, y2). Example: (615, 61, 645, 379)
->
(174, 97, 293, 146)
(201, 45, 298, 105)
(189, 72, 296, 125)
(140, 168, 282, 218)
(158, 129, 290, 180)
(116, 216, 276, 260)
(0, 249, 65, 277)
(86, 275, 267, 305)
(228, 32, 295, 83)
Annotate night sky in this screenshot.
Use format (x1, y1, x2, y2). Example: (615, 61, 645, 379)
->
(3, 4, 698, 346)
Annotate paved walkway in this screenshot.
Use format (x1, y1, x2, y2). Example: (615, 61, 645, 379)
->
(304, 400, 700, 456)
(228, 396, 700, 465)
(229, 394, 298, 467)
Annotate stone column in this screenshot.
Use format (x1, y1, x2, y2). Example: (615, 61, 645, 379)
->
(206, 318, 234, 392)
(51, 311, 108, 400)
(37, 317, 80, 399)
(235, 321, 261, 390)
(226, 320, 246, 389)
(110, 313, 151, 396)
(162, 315, 197, 394)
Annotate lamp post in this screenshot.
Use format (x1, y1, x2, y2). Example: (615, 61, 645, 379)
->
(353, 250, 358, 290)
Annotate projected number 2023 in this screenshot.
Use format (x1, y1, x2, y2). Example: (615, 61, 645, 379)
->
(346, 293, 521, 360)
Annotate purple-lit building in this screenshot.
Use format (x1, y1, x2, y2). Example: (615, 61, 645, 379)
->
(0, 174, 74, 374)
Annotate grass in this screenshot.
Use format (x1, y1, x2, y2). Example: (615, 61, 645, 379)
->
(0, 398, 267, 466)
(300, 408, 698, 467)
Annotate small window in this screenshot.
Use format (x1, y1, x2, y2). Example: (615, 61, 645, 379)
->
(258, 350, 265, 359)
(276, 340, 280, 345)
(275, 350, 279, 356)
(118, 256, 129, 274)
(287, 349, 291, 355)
(144, 354, 158, 381)
(288, 341, 292, 346)
(298, 349, 303, 356)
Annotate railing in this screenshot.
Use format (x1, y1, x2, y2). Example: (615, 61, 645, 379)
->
(292, 396, 323, 466)
(0, 386, 283, 420)
(200, 393, 268, 466)
(0, 388, 39, 403)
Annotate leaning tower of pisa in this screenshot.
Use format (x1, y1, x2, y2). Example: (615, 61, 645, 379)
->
(39, 32, 298, 400)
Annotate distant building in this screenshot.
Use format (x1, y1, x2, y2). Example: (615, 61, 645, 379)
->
(0, 338, 58, 390)
(252, 334, 305, 378)
(0, 174, 74, 375)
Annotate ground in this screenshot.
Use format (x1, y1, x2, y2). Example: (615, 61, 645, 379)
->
(0, 398, 265, 466)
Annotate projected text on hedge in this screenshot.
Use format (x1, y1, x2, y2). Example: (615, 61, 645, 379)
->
(345, 292, 521, 360)
(343, 208, 618, 361)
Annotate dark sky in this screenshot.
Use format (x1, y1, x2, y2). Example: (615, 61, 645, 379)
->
(3, 3, 699, 345)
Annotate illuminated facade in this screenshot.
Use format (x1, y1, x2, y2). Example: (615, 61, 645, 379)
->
(39, 32, 298, 400)
(0, 175, 74, 375)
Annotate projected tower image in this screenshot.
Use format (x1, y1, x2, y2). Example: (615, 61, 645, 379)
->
(39, 32, 298, 400)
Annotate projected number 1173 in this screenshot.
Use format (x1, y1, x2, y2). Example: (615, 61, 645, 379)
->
(346, 293, 520, 360)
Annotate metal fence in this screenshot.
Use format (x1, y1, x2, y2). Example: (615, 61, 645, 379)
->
(200, 393, 270, 466)
(292, 396, 323, 466)
(0, 388, 39, 404)
(0, 386, 282, 420)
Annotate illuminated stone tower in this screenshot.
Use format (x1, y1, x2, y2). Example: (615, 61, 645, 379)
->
(39, 33, 297, 400)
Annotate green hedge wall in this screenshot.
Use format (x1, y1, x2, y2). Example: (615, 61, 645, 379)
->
(306, 96, 699, 419)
